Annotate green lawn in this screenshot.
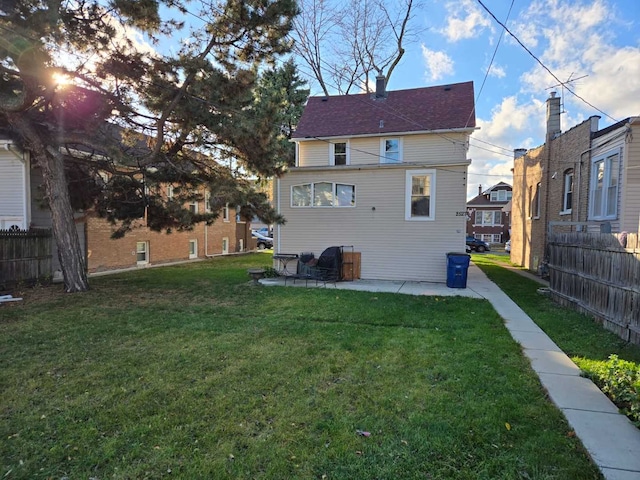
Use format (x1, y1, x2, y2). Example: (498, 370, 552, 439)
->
(1, 254, 601, 479)
(473, 254, 640, 425)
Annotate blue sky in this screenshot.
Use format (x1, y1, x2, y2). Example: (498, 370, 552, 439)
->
(355, 0, 640, 199)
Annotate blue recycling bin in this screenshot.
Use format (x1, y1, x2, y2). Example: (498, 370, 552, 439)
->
(446, 252, 471, 288)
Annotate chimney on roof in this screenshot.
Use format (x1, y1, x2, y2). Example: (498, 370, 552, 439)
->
(375, 74, 387, 99)
(546, 91, 561, 141)
(478, 184, 482, 195)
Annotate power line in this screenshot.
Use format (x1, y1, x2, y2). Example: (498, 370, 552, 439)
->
(476, 0, 620, 124)
(465, 0, 514, 129)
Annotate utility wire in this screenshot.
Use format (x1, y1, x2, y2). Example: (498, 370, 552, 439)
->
(476, 0, 620, 124)
(465, 0, 514, 129)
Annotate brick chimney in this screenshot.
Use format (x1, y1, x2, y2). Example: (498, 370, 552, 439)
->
(546, 92, 561, 141)
(478, 184, 482, 195)
(375, 74, 387, 99)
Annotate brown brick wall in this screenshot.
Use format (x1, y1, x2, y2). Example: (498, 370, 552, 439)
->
(511, 119, 593, 271)
(86, 208, 239, 273)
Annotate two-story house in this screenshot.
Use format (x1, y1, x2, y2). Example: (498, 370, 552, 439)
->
(275, 79, 476, 282)
(511, 90, 639, 272)
(466, 182, 512, 244)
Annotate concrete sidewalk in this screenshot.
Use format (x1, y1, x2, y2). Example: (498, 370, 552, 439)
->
(261, 264, 640, 480)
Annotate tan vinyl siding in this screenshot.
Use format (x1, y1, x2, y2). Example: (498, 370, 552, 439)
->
(621, 124, 640, 233)
(276, 165, 468, 282)
(297, 132, 470, 168)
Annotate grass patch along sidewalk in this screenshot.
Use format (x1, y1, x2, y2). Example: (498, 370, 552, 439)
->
(1, 253, 601, 479)
(473, 254, 640, 427)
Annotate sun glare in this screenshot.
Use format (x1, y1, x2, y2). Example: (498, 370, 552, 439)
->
(52, 71, 72, 87)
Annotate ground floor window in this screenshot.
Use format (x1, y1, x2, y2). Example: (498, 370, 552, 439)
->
(189, 239, 198, 259)
(136, 241, 149, 264)
(476, 234, 502, 243)
(222, 237, 229, 254)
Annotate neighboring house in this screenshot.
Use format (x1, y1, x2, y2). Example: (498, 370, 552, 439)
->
(276, 79, 476, 282)
(0, 138, 248, 278)
(511, 90, 639, 271)
(466, 182, 512, 244)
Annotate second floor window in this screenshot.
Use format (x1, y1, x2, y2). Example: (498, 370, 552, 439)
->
(381, 138, 401, 163)
(490, 190, 512, 202)
(474, 210, 502, 225)
(332, 142, 348, 165)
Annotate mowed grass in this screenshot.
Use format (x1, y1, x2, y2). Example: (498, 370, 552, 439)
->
(1, 254, 601, 479)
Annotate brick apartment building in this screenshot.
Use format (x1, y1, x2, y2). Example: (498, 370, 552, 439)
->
(466, 182, 512, 244)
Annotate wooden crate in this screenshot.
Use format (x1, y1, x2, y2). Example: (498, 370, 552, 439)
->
(342, 252, 361, 280)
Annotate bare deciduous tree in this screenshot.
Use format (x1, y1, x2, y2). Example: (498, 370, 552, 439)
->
(293, 0, 419, 95)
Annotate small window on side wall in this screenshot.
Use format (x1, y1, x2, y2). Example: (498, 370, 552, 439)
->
(562, 169, 573, 213)
(136, 241, 149, 264)
(405, 170, 435, 221)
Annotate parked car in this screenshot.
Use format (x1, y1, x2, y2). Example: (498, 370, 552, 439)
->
(252, 231, 273, 250)
(252, 227, 271, 237)
(465, 236, 490, 253)
(505, 240, 511, 253)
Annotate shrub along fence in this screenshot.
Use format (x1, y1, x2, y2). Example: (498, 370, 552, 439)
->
(547, 232, 640, 344)
(0, 229, 53, 289)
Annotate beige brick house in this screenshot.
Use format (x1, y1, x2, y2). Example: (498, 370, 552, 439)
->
(511, 92, 639, 272)
(276, 79, 476, 282)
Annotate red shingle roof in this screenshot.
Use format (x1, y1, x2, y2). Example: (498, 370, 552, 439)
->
(292, 81, 475, 139)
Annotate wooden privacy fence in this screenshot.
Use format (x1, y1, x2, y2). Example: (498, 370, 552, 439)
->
(0, 229, 53, 288)
(547, 232, 640, 344)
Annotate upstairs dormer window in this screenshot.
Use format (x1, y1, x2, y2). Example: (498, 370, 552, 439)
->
(332, 142, 348, 165)
(381, 138, 402, 164)
(490, 190, 511, 202)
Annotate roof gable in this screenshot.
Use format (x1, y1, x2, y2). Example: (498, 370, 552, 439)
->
(292, 81, 475, 139)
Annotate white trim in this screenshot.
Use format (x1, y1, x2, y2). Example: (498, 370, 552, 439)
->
(405, 169, 436, 221)
(589, 148, 621, 220)
(222, 236, 229, 254)
(136, 241, 149, 265)
(287, 160, 471, 173)
(223, 203, 229, 222)
(291, 182, 356, 208)
(330, 140, 350, 166)
(189, 239, 198, 259)
(380, 137, 403, 164)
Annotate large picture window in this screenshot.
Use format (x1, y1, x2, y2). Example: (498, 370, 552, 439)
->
(590, 151, 619, 219)
(474, 210, 502, 226)
(405, 170, 435, 221)
(291, 182, 356, 208)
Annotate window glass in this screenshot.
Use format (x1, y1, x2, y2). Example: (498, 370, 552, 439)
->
(336, 184, 355, 206)
(410, 175, 431, 217)
(313, 182, 334, 206)
(563, 170, 573, 212)
(475, 211, 482, 224)
(136, 242, 148, 263)
(606, 154, 619, 217)
(334, 142, 347, 165)
(490, 191, 497, 201)
(498, 190, 506, 201)
(593, 160, 604, 217)
(482, 211, 493, 224)
(292, 184, 311, 207)
(507, 191, 512, 200)
(493, 211, 501, 224)
(383, 139, 400, 163)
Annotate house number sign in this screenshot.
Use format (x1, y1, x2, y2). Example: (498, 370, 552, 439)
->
(455, 211, 466, 216)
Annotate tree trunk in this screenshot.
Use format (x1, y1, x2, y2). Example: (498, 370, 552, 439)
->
(7, 114, 89, 292)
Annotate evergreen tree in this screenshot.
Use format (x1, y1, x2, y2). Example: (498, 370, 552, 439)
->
(0, 0, 303, 292)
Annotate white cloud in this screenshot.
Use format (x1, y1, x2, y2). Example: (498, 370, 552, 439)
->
(421, 45, 454, 81)
(441, 0, 492, 42)
(487, 64, 506, 78)
(514, 0, 640, 122)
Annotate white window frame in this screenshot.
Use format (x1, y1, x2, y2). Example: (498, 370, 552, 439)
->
(561, 169, 573, 214)
(136, 241, 149, 265)
(589, 150, 620, 220)
(291, 182, 356, 208)
(380, 138, 402, 164)
(189, 239, 198, 259)
(222, 237, 229, 254)
(167, 185, 174, 201)
(205, 191, 211, 213)
(223, 203, 229, 222)
(474, 210, 502, 226)
(405, 169, 435, 221)
(331, 141, 349, 166)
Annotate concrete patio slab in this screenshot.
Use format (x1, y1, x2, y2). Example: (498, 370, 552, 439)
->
(600, 468, 640, 480)
(539, 373, 621, 413)
(524, 349, 582, 376)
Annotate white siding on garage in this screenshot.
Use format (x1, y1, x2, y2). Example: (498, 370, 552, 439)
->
(276, 165, 469, 282)
(0, 149, 29, 225)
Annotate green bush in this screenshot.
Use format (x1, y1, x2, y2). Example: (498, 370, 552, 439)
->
(578, 355, 640, 425)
